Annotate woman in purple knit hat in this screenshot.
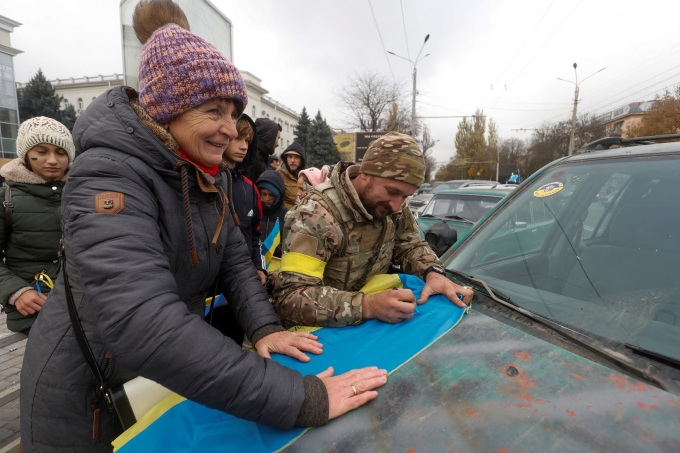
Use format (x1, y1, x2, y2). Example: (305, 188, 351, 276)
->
(19, 1, 386, 451)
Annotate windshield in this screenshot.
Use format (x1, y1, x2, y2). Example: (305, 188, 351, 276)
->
(446, 155, 680, 362)
(421, 193, 503, 222)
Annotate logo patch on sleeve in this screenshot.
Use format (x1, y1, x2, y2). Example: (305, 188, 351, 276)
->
(95, 191, 125, 214)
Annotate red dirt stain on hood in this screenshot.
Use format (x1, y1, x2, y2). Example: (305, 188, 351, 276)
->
(512, 351, 531, 361)
(610, 373, 653, 393)
(495, 362, 550, 407)
(637, 401, 659, 410)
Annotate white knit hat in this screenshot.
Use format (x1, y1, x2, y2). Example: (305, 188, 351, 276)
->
(15, 116, 75, 161)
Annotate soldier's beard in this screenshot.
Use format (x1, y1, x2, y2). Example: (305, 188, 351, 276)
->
(359, 176, 395, 220)
(362, 199, 394, 220)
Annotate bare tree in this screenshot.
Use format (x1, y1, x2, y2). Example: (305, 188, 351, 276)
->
(385, 101, 412, 133)
(419, 126, 437, 182)
(338, 71, 402, 131)
(498, 137, 528, 180)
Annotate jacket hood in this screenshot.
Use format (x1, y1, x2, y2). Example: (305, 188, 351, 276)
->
(256, 169, 286, 213)
(230, 113, 258, 180)
(74, 87, 183, 175)
(255, 118, 280, 156)
(74, 86, 226, 189)
(281, 142, 306, 172)
(0, 157, 68, 184)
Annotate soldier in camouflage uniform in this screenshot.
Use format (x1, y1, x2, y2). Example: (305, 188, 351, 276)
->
(272, 132, 474, 327)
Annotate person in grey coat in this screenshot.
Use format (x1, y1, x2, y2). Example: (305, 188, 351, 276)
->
(20, 1, 386, 451)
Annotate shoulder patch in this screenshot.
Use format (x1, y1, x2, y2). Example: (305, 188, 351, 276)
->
(289, 232, 319, 257)
(95, 191, 125, 214)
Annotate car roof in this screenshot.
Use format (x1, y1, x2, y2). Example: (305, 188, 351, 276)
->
(523, 139, 680, 183)
(572, 138, 680, 160)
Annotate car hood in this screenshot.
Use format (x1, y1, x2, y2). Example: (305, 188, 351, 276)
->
(286, 309, 680, 452)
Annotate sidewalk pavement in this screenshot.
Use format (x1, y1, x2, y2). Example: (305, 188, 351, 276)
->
(0, 310, 26, 452)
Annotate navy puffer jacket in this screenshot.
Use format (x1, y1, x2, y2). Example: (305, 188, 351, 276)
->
(256, 169, 288, 258)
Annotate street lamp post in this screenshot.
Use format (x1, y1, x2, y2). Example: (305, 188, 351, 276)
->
(388, 34, 430, 137)
(557, 63, 606, 155)
(496, 146, 500, 181)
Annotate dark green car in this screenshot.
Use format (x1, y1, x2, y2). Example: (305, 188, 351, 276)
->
(416, 187, 515, 241)
(284, 136, 680, 452)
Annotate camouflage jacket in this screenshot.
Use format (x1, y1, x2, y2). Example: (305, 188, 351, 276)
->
(272, 162, 441, 327)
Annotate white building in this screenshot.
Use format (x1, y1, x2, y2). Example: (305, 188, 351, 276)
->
(0, 15, 22, 165)
(45, 74, 124, 115)
(240, 71, 299, 151)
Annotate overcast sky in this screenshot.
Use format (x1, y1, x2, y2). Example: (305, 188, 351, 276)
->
(4, 0, 680, 166)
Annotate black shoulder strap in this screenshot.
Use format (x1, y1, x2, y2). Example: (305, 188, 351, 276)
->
(3, 185, 12, 230)
(60, 245, 108, 397)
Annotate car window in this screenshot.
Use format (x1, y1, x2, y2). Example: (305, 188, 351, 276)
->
(446, 155, 680, 362)
(422, 194, 503, 222)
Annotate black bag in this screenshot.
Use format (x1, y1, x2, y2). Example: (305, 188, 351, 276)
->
(60, 245, 170, 432)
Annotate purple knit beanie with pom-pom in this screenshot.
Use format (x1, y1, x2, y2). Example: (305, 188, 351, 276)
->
(138, 23, 247, 124)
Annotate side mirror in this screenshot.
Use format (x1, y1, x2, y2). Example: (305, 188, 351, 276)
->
(424, 221, 458, 257)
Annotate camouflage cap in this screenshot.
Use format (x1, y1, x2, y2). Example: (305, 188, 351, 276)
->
(359, 132, 425, 188)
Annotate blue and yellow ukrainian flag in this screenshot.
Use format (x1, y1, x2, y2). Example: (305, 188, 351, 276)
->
(261, 219, 281, 271)
(113, 274, 469, 453)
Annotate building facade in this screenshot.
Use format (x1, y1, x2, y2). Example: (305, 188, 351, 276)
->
(595, 101, 656, 137)
(241, 71, 299, 152)
(21, 74, 127, 117)
(0, 15, 22, 166)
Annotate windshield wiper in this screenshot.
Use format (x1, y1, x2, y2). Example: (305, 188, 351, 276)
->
(442, 270, 680, 390)
(445, 215, 474, 223)
(443, 269, 515, 304)
(626, 344, 680, 369)
(419, 214, 434, 218)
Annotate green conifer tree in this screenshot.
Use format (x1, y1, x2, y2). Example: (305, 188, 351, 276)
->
(306, 111, 341, 168)
(293, 107, 312, 152)
(16, 69, 77, 130)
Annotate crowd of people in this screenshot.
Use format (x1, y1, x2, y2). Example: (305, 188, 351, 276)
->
(2, 1, 473, 451)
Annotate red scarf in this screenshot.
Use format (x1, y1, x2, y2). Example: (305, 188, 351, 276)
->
(179, 150, 219, 176)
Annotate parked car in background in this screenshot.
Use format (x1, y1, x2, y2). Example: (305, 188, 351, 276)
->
(286, 135, 680, 452)
(408, 191, 435, 214)
(414, 182, 431, 195)
(430, 179, 500, 193)
(409, 180, 452, 213)
(417, 187, 514, 254)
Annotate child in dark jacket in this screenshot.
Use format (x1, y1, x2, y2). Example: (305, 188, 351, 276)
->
(210, 114, 265, 343)
(223, 114, 266, 284)
(255, 170, 288, 262)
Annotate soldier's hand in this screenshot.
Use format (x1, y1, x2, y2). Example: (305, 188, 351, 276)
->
(363, 288, 416, 323)
(418, 272, 473, 307)
(15, 289, 47, 316)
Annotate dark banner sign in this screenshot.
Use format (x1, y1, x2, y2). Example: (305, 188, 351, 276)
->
(355, 132, 388, 163)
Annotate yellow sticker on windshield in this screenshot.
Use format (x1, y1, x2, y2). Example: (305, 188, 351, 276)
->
(534, 182, 564, 198)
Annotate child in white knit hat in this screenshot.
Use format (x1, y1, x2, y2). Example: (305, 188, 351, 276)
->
(14, 116, 75, 181)
(0, 116, 74, 333)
